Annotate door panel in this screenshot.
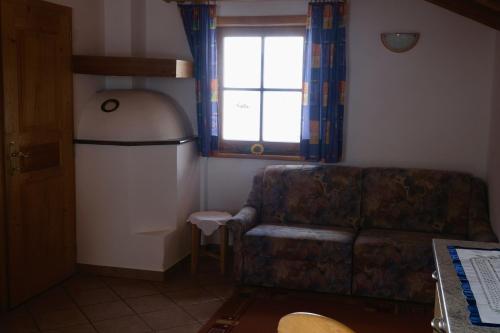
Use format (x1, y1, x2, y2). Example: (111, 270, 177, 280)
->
(0, 0, 5, 309)
(2, 0, 74, 307)
(18, 30, 59, 131)
(19, 142, 60, 172)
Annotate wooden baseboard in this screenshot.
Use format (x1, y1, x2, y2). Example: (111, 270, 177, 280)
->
(77, 264, 166, 282)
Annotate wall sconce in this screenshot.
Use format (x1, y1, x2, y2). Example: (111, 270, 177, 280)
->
(381, 33, 420, 53)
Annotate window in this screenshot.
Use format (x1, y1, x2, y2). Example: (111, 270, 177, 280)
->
(218, 26, 305, 157)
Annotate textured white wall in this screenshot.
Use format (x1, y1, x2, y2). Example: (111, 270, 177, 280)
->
(46, 0, 104, 54)
(210, 0, 497, 213)
(346, 0, 494, 176)
(488, 32, 500, 237)
(144, 1, 197, 132)
(60, 0, 498, 217)
(218, 0, 307, 16)
(46, 0, 106, 123)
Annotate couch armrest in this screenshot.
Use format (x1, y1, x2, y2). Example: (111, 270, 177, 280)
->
(227, 206, 258, 281)
(469, 178, 498, 242)
(227, 206, 258, 239)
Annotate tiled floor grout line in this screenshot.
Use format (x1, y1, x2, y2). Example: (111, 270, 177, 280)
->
(61, 276, 108, 333)
(98, 277, 158, 332)
(161, 291, 205, 326)
(201, 283, 233, 300)
(25, 283, 93, 333)
(3, 261, 433, 333)
(2, 259, 234, 333)
(162, 287, 228, 327)
(160, 273, 229, 327)
(161, 270, 228, 324)
(137, 280, 224, 331)
(61, 274, 172, 332)
(25, 306, 43, 333)
(71, 273, 208, 331)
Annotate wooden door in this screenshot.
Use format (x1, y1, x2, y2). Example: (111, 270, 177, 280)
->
(1, 0, 75, 307)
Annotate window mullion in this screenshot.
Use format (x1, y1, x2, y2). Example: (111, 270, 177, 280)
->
(259, 36, 265, 143)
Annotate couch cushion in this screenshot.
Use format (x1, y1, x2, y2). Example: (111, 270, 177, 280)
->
(242, 224, 355, 293)
(352, 229, 465, 302)
(362, 168, 471, 235)
(243, 223, 355, 262)
(261, 165, 362, 229)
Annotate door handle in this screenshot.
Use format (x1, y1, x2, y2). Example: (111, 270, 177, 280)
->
(11, 151, 30, 158)
(9, 142, 30, 174)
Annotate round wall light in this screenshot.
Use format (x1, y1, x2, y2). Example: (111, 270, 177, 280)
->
(381, 33, 420, 53)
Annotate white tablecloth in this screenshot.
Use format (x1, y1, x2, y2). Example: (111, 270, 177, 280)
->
(187, 211, 232, 236)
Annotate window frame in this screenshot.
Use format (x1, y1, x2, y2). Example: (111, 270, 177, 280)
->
(216, 25, 306, 158)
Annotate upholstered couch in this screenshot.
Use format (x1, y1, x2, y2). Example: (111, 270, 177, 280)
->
(227, 165, 497, 303)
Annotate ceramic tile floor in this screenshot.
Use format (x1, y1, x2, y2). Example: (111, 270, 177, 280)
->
(0, 257, 234, 333)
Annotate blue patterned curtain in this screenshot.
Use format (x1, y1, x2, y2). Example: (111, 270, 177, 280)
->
(179, 4, 218, 156)
(301, 1, 346, 163)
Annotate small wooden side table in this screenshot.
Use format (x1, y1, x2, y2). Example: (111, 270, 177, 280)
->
(187, 211, 232, 274)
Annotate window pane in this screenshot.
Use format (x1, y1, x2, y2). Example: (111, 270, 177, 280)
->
(222, 90, 261, 141)
(263, 91, 302, 143)
(223, 37, 262, 88)
(264, 37, 304, 89)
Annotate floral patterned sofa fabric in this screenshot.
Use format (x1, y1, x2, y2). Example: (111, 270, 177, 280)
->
(352, 229, 466, 302)
(361, 168, 472, 236)
(244, 224, 355, 262)
(228, 165, 497, 303)
(242, 224, 354, 293)
(245, 169, 264, 212)
(227, 206, 258, 281)
(261, 165, 362, 229)
(243, 257, 350, 294)
(469, 178, 498, 242)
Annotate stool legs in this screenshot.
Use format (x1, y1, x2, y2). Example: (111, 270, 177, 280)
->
(191, 224, 201, 274)
(219, 225, 228, 274)
(191, 224, 228, 275)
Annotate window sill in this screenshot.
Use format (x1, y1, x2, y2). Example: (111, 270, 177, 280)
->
(211, 152, 303, 162)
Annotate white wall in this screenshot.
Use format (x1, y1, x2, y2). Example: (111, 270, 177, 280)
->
(61, 0, 498, 217)
(209, 0, 497, 212)
(488, 32, 500, 236)
(46, 0, 105, 123)
(218, 0, 307, 16)
(144, 1, 197, 132)
(347, 0, 494, 174)
(47, 0, 104, 54)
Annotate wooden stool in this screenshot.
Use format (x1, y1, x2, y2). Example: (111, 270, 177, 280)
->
(188, 211, 232, 275)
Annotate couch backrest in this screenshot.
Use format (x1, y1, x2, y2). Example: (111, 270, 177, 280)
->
(261, 165, 362, 229)
(361, 168, 472, 235)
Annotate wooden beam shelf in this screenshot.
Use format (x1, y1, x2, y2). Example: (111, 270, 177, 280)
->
(72, 55, 193, 78)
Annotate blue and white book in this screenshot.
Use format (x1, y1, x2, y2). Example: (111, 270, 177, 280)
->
(449, 246, 500, 326)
